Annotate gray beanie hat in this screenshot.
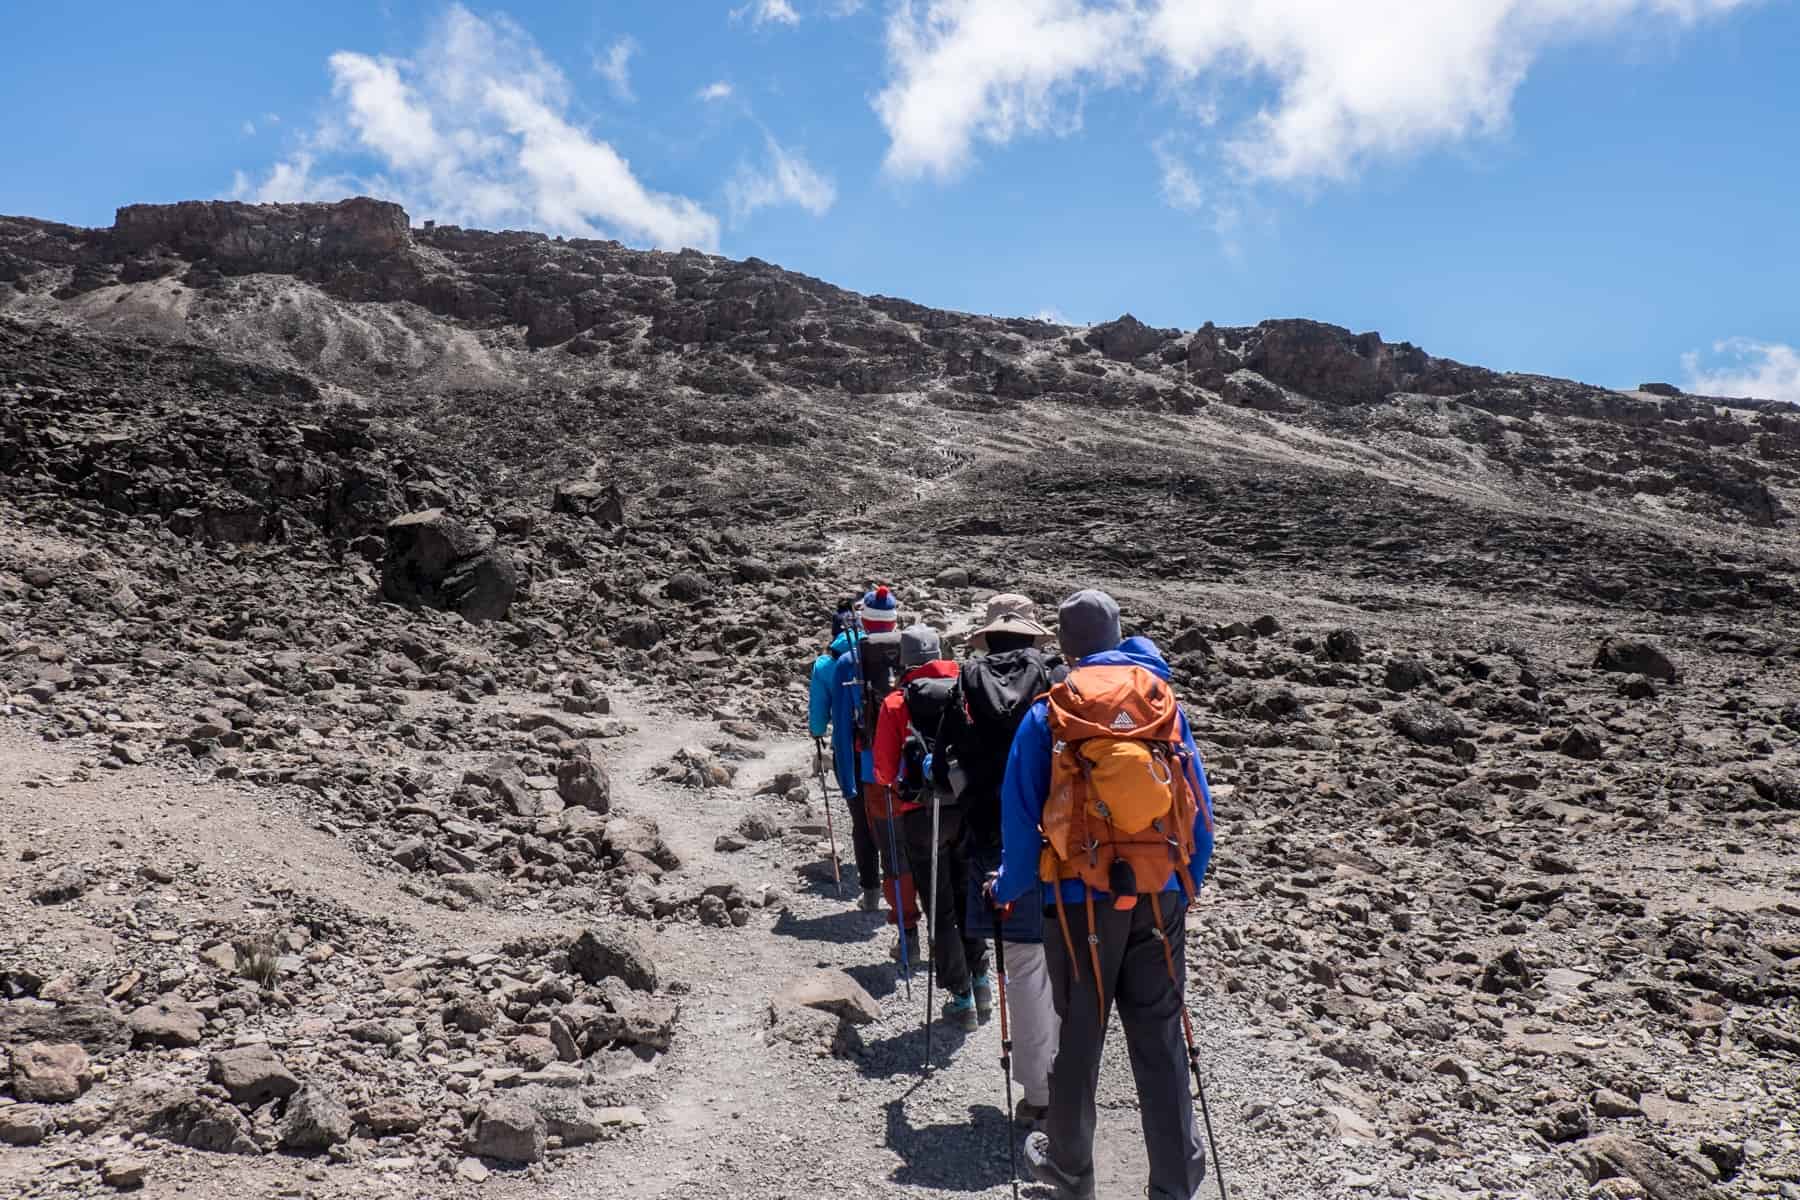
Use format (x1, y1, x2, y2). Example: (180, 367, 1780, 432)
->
(900, 623, 942, 669)
(1058, 589, 1122, 660)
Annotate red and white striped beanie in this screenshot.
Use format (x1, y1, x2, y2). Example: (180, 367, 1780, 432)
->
(861, 586, 899, 630)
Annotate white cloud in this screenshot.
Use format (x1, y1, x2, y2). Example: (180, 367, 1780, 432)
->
(875, 0, 1141, 180)
(735, 0, 801, 27)
(233, 5, 718, 250)
(698, 80, 735, 101)
(230, 152, 356, 204)
(875, 0, 1751, 188)
(727, 136, 838, 222)
(596, 36, 637, 102)
(242, 120, 257, 136)
(1682, 339, 1800, 404)
(1153, 138, 1204, 212)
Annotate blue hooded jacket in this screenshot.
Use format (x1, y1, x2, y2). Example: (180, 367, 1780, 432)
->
(991, 637, 1215, 907)
(808, 630, 863, 797)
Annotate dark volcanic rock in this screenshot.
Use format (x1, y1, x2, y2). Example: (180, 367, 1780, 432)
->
(279, 1083, 352, 1152)
(1573, 1134, 1727, 1198)
(209, 1045, 300, 1108)
(470, 1097, 546, 1163)
(1392, 701, 1470, 747)
(121, 1080, 258, 1154)
(1324, 628, 1365, 664)
(112, 198, 410, 270)
(551, 480, 625, 524)
(1594, 637, 1678, 682)
(30, 865, 88, 905)
(569, 927, 659, 992)
(381, 509, 518, 623)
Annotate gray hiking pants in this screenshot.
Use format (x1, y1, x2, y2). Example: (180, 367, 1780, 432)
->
(1043, 893, 1206, 1200)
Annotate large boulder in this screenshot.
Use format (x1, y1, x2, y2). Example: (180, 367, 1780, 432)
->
(279, 1083, 352, 1153)
(128, 998, 205, 1047)
(11, 1041, 91, 1102)
(556, 753, 610, 812)
(1594, 638, 1678, 682)
(469, 1098, 546, 1163)
(380, 509, 518, 624)
(0, 1002, 131, 1057)
(585, 993, 680, 1052)
(1572, 1135, 1726, 1198)
(774, 971, 880, 1025)
(119, 1079, 258, 1154)
(0, 1105, 52, 1146)
(551, 480, 625, 525)
(1391, 701, 1469, 748)
(208, 1045, 300, 1108)
(569, 928, 659, 992)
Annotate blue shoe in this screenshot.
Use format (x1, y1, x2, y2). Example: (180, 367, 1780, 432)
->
(971, 972, 994, 1022)
(942, 991, 978, 1032)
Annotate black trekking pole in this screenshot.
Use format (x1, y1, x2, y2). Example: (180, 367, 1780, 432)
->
(813, 738, 844, 898)
(989, 913, 1020, 1200)
(1193, 1056, 1229, 1200)
(923, 787, 941, 1076)
(1152, 892, 1230, 1200)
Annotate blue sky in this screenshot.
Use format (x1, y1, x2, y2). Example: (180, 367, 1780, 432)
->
(3, 1, 1796, 400)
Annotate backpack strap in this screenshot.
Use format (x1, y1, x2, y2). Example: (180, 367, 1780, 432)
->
(1052, 884, 1081, 987)
(1148, 889, 1203, 1098)
(1083, 889, 1105, 1027)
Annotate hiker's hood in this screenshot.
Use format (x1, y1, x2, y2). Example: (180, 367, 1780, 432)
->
(1074, 636, 1170, 682)
(901, 659, 959, 686)
(829, 629, 856, 658)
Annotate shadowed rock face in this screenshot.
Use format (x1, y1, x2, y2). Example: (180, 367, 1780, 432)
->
(112, 198, 411, 266)
(381, 509, 518, 623)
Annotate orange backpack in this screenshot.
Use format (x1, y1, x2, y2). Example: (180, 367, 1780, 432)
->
(1038, 662, 1208, 1023)
(1039, 663, 1202, 899)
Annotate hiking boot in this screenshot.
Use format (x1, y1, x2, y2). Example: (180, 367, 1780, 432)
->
(1013, 1097, 1050, 1130)
(888, 930, 924, 965)
(858, 887, 882, 913)
(942, 991, 978, 1031)
(971, 972, 994, 1021)
(1024, 1131, 1095, 1200)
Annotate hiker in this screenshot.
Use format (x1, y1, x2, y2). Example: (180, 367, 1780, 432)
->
(952, 594, 1062, 1125)
(988, 589, 1216, 1200)
(828, 586, 922, 960)
(874, 623, 990, 1029)
(809, 598, 882, 907)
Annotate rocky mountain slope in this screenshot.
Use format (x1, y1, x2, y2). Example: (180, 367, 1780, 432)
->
(0, 199, 1795, 1199)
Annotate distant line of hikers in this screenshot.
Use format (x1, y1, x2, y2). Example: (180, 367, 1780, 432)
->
(809, 586, 1218, 1200)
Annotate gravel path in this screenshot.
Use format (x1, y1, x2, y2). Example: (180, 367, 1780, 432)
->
(522, 684, 1309, 1200)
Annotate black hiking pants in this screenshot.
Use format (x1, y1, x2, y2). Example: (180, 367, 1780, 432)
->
(901, 804, 988, 997)
(1043, 892, 1206, 1200)
(845, 780, 880, 891)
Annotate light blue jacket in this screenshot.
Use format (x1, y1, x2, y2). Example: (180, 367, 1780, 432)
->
(992, 637, 1215, 907)
(808, 631, 861, 797)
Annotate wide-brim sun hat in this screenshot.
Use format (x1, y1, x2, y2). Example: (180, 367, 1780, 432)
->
(969, 592, 1053, 652)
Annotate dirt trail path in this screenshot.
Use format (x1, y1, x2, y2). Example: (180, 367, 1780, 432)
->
(521, 655, 1302, 1199)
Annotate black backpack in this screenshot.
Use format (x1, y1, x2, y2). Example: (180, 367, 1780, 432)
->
(901, 675, 968, 804)
(955, 648, 1055, 845)
(854, 631, 905, 747)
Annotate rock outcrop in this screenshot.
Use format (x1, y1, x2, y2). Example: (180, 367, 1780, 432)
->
(380, 509, 519, 623)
